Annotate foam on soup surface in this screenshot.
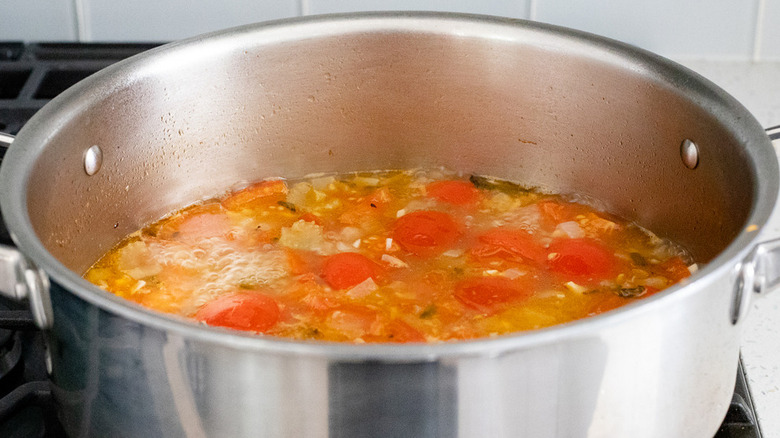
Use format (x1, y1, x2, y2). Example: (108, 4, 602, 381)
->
(84, 169, 694, 342)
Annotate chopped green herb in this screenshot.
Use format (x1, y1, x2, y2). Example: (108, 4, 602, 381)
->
(469, 175, 534, 195)
(304, 327, 322, 339)
(615, 286, 646, 298)
(629, 252, 647, 266)
(277, 201, 297, 212)
(420, 305, 437, 319)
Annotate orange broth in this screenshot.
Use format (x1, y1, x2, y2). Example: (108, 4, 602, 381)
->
(84, 169, 694, 343)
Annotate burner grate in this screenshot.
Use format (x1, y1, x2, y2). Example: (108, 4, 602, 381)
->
(0, 42, 161, 135)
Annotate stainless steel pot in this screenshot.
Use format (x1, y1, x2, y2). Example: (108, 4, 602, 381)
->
(0, 12, 779, 437)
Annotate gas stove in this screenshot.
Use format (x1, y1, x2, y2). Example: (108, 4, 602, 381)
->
(0, 41, 765, 437)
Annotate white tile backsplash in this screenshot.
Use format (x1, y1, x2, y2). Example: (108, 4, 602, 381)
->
(81, 0, 299, 42)
(0, 0, 77, 41)
(305, 0, 528, 17)
(534, 0, 759, 60)
(759, 0, 780, 60)
(0, 0, 776, 61)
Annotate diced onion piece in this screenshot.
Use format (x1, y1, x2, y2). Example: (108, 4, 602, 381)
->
(346, 277, 378, 298)
(483, 269, 500, 276)
(287, 182, 313, 206)
(312, 189, 327, 202)
(119, 241, 162, 280)
(554, 221, 584, 239)
(688, 263, 699, 274)
(279, 220, 325, 252)
(131, 280, 147, 293)
(310, 176, 335, 190)
(643, 276, 668, 289)
(501, 268, 526, 279)
(353, 176, 380, 187)
(588, 216, 620, 234)
(385, 238, 393, 251)
(125, 266, 161, 281)
(340, 226, 363, 241)
(336, 242, 354, 252)
(564, 281, 589, 294)
(396, 209, 407, 218)
(442, 249, 464, 258)
(487, 192, 515, 212)
(381, 254, 409, 268)
(536, 289, 561, 299)
(352, 239, 362, 248)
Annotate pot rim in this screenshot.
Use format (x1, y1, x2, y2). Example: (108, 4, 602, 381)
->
(1, 11, 776, 360)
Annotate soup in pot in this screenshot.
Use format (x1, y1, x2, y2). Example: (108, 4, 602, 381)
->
(84, 169, 694, 343)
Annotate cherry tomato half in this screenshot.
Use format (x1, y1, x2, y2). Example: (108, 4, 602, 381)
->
(321, 252, 381, 290)
(221, 180, 288, 211)
(393, 211, 460, 257)
(547, 238, 616, 282)
(426, 180, 482, 205)
(195, 292, 280, 333)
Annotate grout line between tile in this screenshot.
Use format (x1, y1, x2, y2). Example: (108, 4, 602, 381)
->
(753, 0, 767, 62)
(528, 0, 538, 20)
(72, 0, 89, 41)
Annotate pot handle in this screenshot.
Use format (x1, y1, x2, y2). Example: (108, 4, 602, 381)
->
(0, 246, 52, 329)
(0, 133, 53, 329)
(732, 125, 780, 324)
(733, 238, 780, 324)
(769, 125, 780, 142)
(0, 132, 13, 149)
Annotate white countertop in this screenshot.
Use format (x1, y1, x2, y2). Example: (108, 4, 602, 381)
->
(674, 59, 780, 437)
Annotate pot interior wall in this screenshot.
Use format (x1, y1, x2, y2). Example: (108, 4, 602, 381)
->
(23, 21, 756, 273)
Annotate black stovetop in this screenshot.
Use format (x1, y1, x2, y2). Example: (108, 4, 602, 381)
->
(0, 41, 765, 437)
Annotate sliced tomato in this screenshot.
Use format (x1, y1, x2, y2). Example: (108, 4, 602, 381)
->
(154, 203, 228, 241)
(195, 292, 280, 333)
(366, 187, 393, 210)
(587, 293, 626, 315)
(339, 205, 380, 227)
(547, 238, 616, 282)
(339, 188, 392, 229)
(327, 305, 379, 339)
(537, 199, 578, 231)
(364, 319, 427, 343)
(471, 228, 547, 264)
(221, 180, 288, 211)
(454, 277, 531, 312)
(658, 257, 691, 283)
(426, 180, 482, 205)
(175, 213, 233, 242)
(299, 212, 322, 226)
(286, 249, 312, 276)
(321, 252, 381, 290)
(588, 286, 660, 315)
(393, 211, 460, 257)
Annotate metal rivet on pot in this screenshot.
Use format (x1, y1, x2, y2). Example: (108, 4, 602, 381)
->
(680, 139, 699, 169)
(84, 145, 103, 176)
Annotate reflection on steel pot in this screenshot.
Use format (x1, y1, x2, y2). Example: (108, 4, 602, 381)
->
(0, 12, 779, 437)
